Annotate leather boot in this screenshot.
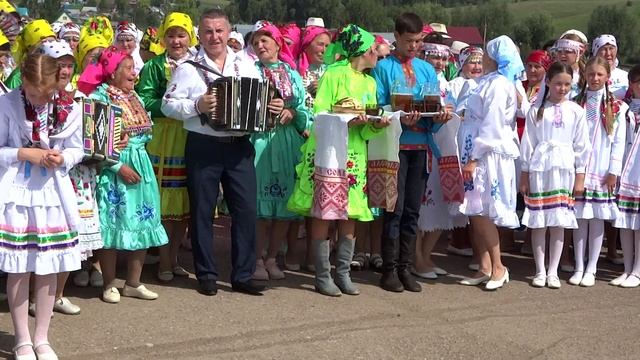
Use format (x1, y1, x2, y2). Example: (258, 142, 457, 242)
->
(335, 237, 360, 295)
(398, 235, 421, 292)
(313, 239, 342, 297)
(380, 236, 403, 292)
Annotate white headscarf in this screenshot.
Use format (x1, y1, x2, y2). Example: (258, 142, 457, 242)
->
(592, 34, 617, 56)
(115, 21, 144, 75)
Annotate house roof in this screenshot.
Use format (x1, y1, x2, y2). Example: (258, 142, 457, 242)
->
(446, 26, 484, 46)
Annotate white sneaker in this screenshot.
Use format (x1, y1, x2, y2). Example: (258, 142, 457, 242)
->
(620, 274, 640, 288)
(568, 271, 583, 286)
(53, 297, 81, 315)
(609, 273, 629, 286)
(531, 274, 546, 288)
(546, 275, 561, 289)
(73, 270, 89, 287)
(580, 272, 596, 287)
(90, 270, 104, 288)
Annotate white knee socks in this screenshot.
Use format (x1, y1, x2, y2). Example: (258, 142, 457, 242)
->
(620, 229, 635, 274)
(547, 227, 564, 278)
(532, 227, 564, 278)
(574, 219, 604, 274)
(531, 228, 547, 276)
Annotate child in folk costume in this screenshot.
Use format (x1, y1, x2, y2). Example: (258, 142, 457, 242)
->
(570, 57, 627, 287)
(1, 53, 84, 360)
(287, 24, 391, 297)
(520, 62, 590, 289)
(33, 40, 92, 316)
(612, 65, 640, 288)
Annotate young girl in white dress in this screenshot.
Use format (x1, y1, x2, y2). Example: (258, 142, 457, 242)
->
(612, 64, 640, 288)
(520, 62, 590, 289)
(570, 57, 627, 287)
(0, 53, 83, 360)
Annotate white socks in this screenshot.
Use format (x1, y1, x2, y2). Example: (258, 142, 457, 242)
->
(573, 219, 604, 274)
(532, 227, 564, 278)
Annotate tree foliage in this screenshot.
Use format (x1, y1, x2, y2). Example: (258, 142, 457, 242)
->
(449, 0, 512, 40)
(513, 13, 554, 52)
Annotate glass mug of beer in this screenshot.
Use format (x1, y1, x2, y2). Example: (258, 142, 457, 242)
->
(421, 81, 442, 113)
(391, 82, 414, 112)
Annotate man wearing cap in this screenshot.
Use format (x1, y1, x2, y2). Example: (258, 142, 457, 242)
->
(592, 34, 628, 99)
(161, 8, 266, 296)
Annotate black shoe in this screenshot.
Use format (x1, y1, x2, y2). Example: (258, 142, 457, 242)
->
(197, 279, 218, 296)
(231, 280, 265, 296)
(398, 269, 422, 292)
(380, 271, 404, 292)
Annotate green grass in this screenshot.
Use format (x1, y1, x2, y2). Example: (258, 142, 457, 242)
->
(507, 0, 631, 36)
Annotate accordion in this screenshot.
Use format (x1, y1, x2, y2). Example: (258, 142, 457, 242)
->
(82, 99, 123, 165)
(199, 76, 278, 132)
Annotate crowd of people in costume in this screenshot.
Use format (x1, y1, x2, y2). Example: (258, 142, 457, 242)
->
(1, 1, 640, 358)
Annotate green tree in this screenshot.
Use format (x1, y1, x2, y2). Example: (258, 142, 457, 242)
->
(513, 13, 554, 50)
(450, 0, 512, 40)
(345, 0, 392, 31)
(408, 2, 451, 25)
(587, 5, 640, 63)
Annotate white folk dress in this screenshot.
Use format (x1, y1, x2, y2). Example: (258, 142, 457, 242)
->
(520, 101, 590, 229)
(0, 89, 83, 275)
(457, 71, 520, 228)
(615, 99, 640, 229)
(419, 74, 468, 231)
(574, 89, 627, 220)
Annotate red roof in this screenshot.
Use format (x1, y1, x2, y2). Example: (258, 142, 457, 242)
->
(447, 26, 484, 46)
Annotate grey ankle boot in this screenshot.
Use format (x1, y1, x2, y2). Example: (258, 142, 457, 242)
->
(335, 237, 360, 295)
(313, 239, 342, 297)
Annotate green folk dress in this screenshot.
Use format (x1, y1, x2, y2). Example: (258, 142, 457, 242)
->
(90, 84, 168, 250)
(287, 63, 384, 221)
(251, 61, 311, 219)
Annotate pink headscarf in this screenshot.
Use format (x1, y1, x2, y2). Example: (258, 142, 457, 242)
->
(298, 26, 330, 77)
(254, 22, 297, 70)
(78, 46, 130, 95)
(279, 23, 302, 58)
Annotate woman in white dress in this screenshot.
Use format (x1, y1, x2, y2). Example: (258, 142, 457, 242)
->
(520, 62, 590, 289)
(0, 52, 83, 360)
(457, 35, 522, 291)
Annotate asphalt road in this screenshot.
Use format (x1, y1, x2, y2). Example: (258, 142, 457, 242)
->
(0, 218, 638, 359)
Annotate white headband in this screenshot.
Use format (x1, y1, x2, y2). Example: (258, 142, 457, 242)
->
(552, 38, 584, 53)
(592, 34, 617, 56)
(423, 43, 450, 58)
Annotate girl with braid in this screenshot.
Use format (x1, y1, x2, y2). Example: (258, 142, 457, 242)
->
(520, 62, 590, 289)
(569, 57, 628, 287)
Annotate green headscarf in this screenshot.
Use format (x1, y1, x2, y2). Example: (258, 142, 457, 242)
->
(323, 24, 375, 66)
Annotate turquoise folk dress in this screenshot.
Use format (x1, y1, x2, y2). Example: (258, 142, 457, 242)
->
(91, 84, 168, 250)
(251, 61, 311, 219)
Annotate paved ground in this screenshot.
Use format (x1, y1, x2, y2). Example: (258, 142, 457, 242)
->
(1, 217, 639, 359)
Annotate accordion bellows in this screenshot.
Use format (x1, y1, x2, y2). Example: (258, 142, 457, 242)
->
(82, 99, 123, 165)
(200, 76, 278, 132)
